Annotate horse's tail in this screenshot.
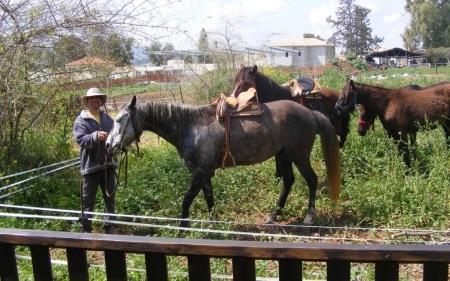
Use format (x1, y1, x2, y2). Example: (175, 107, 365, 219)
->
(312, 110, 342, 201)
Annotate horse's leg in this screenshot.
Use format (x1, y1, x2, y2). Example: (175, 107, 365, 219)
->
(266, 151, 294, 224)
(201, 178, 216, 222)
(293, 161, 318, 225)
(339, 113, 351, 148)
(181, 173, 212, 228)
(409, 132, 417, 163)
(443, 119, 450, 148)
(274, 154, 282, 178)
(389, 131, 410, 167)
(398, 133, 410, 167)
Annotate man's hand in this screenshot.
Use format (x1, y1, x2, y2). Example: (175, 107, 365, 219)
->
(97, 131, 109, 141)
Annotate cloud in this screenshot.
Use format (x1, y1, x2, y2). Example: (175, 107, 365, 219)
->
(384, 13, 401, 24)
(309, 2, 338, 27)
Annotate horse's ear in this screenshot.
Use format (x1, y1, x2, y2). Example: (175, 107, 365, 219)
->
(130, 95, 137, 109)
(250, 65, 257, 74)
(240, 64, 245, 69)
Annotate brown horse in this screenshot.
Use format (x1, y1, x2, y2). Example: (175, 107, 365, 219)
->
(231, 65, 350, 147)
(231, 65, 350, 178)
(106, 96, 341, 226)
(336, 79, 450, 167)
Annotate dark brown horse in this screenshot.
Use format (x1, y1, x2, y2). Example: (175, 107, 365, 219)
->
(231, 65, 350, 147)
(106, 96, 341, 226)
(336, 79, 450, 167)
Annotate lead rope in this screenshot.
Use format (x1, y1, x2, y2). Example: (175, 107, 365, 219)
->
(79, 179, 88, 233)
(116, 149, 128, 190)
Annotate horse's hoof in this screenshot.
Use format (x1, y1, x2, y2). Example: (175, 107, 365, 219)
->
(303, 215, 314, 225)
(265, 214, 277, 224)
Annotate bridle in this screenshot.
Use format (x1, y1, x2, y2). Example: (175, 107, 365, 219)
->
(117, 108, 142, 154)
(335, 82, 359, 114)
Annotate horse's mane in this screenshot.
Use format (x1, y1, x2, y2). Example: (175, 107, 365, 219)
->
(254, 71, 293, 101)
(135, 101, 215, 134)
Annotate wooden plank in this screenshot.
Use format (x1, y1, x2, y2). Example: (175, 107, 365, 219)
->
(327, 260, 350, 281)
(423, 262, 448, 281)
(188, 255, 211, 281)
(30, 245, 53, 281)
(66, 247, 89, 281)
(279, 259, 302, 281)
(145, 252, 168, 281)
(232, 257, 255, 281)
(1, 228, 450, 263)
(0, 242, 19, 281)
(105, 250, 127, 281)
(375, 261, 399, 281)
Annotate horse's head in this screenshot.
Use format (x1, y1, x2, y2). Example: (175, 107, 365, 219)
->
(335, 78, 358, 115)
(357, 104, 376, 136)
(230, 64, 257, 98)
(106, 95, 142, 155)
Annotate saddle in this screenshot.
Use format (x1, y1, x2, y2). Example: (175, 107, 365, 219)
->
(208, 88, 263, 168)
(282, 77, 325, 112)
(282, 77, 322, 99)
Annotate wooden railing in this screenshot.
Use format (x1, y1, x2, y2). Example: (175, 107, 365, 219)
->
(0, 228, 449, 281)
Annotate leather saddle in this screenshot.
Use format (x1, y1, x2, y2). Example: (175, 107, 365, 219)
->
(208, 88, 263, 168)
(282, 77, 322, 98)
(209, 87, 263, 120)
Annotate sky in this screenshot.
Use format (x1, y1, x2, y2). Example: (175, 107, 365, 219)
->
(169, 0, 410, 52)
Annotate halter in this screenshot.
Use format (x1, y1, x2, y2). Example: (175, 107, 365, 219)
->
(358, 116, 376, 130)
(118, 108, 142, 154)
(336, 82, 358, 113)
(110, 108, 143, 196)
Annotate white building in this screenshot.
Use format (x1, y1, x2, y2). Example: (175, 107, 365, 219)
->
(267, 38, 335, 67)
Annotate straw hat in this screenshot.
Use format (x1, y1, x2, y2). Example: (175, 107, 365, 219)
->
(82, 88, 107, 106)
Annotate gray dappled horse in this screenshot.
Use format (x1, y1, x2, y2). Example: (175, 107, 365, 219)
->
(106, 96, 341, 227)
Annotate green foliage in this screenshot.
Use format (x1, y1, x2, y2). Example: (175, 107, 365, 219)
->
(318, 67, 349, 89)
(90, 33, 134, 66)
(259, 67, 294, 83)
(146, 41, 175, 66)
(189, 68, 235, 104)
(329, 57, 340, 66)
(404, 0, 450, 49)
(345, 52, 368, 71)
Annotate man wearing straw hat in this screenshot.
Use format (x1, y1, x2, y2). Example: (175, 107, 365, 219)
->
(73, 88, 119, 234)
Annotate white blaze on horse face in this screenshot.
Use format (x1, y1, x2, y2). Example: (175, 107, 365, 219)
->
(106, 110, 135, 154)
(230, 83, 240, 98)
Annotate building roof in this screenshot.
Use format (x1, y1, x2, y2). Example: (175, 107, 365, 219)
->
(66, 57, 114, 66)
(368, 48, 427, 59)
(269, 38, 333, 47)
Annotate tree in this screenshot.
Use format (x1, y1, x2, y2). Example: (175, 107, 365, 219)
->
(53, 35, 88, 68)
(0, 0, 185, 171)
(303, 33, 324, 41)
(403, 0, 450, 49)
(197, 28, 213, 63)
(146, 41, 175, 66)
(326, 0, 383, 54)
(90, 33, 134, 66)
